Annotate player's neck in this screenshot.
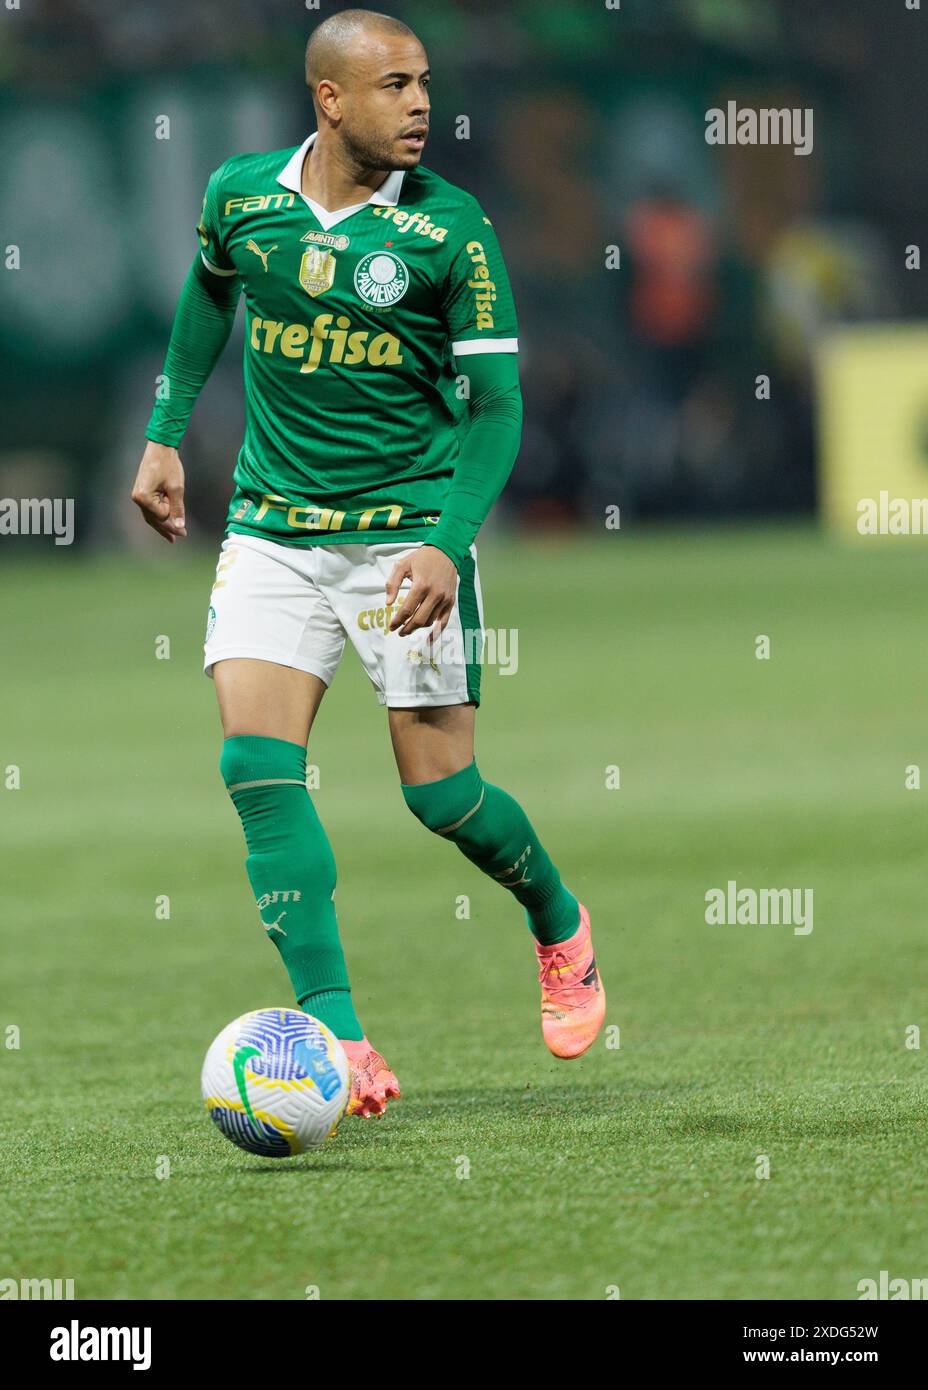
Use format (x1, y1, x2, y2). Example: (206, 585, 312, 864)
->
(301, 131, 390, 214)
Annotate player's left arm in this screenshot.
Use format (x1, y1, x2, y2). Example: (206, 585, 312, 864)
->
(387, 203, 521, 637)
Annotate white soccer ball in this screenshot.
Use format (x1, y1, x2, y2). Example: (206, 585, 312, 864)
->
(201, 1008, 350, 1157)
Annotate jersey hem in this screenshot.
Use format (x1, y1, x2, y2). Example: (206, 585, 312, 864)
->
(226, 521, 436, 549)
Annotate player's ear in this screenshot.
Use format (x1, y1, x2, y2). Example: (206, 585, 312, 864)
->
(315, 80, 341, 123)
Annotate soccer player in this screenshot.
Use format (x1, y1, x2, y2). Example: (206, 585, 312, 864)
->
(132, 9, 604, 1118)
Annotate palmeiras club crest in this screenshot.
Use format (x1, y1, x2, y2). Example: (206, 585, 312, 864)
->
(353, 251, 409, 307)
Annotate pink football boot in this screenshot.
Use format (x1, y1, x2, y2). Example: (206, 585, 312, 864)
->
(535, 905, 605, 1059)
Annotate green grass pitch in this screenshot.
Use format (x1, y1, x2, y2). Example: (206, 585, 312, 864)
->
(1, 526, 926, 1300)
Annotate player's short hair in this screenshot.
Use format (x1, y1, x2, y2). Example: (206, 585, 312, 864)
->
(305, 9, 418, 103)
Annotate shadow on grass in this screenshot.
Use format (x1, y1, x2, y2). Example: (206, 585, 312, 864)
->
(244, 1158, 410, 1175)
(389, 1080, 928, 1142)
(212, 1077, 928, 1172)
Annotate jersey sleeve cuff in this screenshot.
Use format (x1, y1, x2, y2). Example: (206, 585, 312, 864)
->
(200, 250, 238, 277)
(451, 338, 519, 356)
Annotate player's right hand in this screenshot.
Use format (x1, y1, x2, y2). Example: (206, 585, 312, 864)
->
(131, 441, 187, 543)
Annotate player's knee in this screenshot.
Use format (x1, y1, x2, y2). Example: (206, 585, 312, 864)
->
(219, 734, 305, 793)
(401, 761, 485, 837)
(220, 740, 251, 792)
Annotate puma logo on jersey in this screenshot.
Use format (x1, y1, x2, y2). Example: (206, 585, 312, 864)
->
(246, 239, 278, 271)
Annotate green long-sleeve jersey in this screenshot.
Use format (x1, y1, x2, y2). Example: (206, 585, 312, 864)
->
(146, 133, 522, 569)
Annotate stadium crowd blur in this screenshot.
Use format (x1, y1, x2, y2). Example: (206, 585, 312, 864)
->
(1, 0, 924, 546)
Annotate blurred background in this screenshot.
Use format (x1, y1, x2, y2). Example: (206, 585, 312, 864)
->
(1, 0, 926, 547)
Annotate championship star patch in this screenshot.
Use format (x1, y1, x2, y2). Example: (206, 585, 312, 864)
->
(299, 246, 337, 298)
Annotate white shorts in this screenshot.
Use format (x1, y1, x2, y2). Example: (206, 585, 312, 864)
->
(203, 534, 485, 707)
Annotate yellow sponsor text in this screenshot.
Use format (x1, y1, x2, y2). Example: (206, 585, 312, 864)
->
(224, 192, 296, 216)
(249, 313, 403, 374)
(370, 206, 448, 241)
(252, 495, 404, 535)
(466, 241, 497, 330)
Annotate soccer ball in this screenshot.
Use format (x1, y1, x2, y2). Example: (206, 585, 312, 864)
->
(201, 1008, 350, 1157)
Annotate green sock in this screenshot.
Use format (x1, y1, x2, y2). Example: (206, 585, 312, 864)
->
(220, 735, 364, 1041)
(401, 761, 580, 946)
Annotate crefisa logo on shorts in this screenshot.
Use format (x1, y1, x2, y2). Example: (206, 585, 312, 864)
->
(206, 605, 217, 643)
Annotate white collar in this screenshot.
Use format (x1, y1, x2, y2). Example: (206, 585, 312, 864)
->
(276, 132, 406, 231)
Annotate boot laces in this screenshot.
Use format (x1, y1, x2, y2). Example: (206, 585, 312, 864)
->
(539, 947, 588, 1010)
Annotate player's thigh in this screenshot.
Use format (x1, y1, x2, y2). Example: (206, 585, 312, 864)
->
(388, 702, 476, 784)
(204, 537, 346, 744)
(213, 658, 327, 745)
